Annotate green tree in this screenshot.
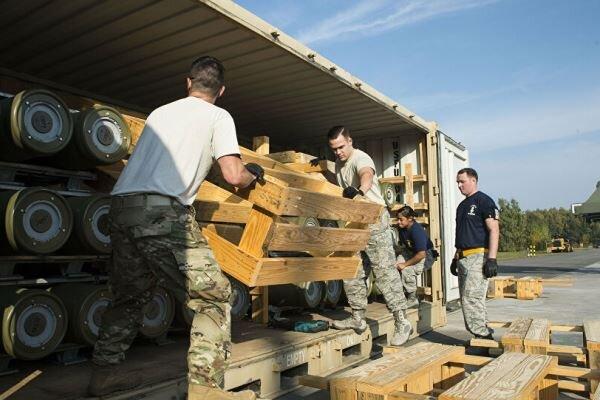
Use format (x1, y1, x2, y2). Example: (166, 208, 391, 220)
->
(498, 198, 527, 251)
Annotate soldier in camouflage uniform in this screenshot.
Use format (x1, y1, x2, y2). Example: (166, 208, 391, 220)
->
(325, 126, 412, 347)
(451, 168, 499, 340)
(394, 205, 436, 308)
(88, 56, 263, 400)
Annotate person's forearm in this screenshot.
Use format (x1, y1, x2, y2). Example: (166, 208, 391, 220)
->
(358, 173, 372, 193)
(488, 228, 499, 258)
(404, 252, 425, 267)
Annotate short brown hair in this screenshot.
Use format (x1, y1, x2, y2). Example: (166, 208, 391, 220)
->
(189, 56, 225, 96)
(397, 205, 417, 219)
(327, 125, 351, 140)
(457, 167, 478, 181)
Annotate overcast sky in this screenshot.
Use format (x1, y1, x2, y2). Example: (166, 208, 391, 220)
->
(235, 0, 600, 210)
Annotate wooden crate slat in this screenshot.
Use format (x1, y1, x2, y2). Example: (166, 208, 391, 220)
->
(201, 227, 259, 286)
(439, 352, 533, 400)
(356, 344, 464, 395)
(254, 256, 361, 286)
(267, 223, 369, 253)
(198, 223, 244, 246)
(195, 182, 253, 224)
(379, 175, 428, 184)
(238, 208, 275, 258)
(585, 320, 600, 394)
(266, 150, 314, 164)
(263, 165, 341, 196)
(237, 176, 382, 224)
(501, 317, 533, 353)
(524, 318, 550, 355)
(329, 342, 438, 400)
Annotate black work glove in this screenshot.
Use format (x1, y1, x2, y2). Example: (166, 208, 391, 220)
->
(450, 259, 458, 276)
(245, 163, 265, 184)
(309, 156, 326, 167)
(483, 258, 498, 278)
(342, 186, 364, 199)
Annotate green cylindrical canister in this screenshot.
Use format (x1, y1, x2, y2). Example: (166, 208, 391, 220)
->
(53, 105, 131, 169)
(0, 288, 68, 360)
(139, 287, 175, 339)
(64, 195, 111, 254)
(0, 188, 73, 254)
(317, 219, 344, 307)
(0, 89, 72, 161)
(49, 284, 111, 346)
(322, 279, 343, 308)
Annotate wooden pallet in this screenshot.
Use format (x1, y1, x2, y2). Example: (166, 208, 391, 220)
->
(487, 275, 574, 300)
(300, 341, 600, 399)
(487, 276, 541, 300)
(469, 318, 600, 392)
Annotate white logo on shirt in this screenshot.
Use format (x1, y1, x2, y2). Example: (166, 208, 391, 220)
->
(468, 205, 477, 216)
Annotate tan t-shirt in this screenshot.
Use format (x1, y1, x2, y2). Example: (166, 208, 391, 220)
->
(112, 96, 240, 205)
(335, 148, 385, 206)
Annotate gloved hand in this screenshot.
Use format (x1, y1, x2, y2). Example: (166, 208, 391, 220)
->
(309, 156, 326, 167)
(245, 163, 265, 183)
(450, 259, 458, 276)
(483, 258, 498, 278)
(342, 186, 364, 199)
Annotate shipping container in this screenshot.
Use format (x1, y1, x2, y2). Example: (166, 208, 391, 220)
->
(0, 0, 467, 398)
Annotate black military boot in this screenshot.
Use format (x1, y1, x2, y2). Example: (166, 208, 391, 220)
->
(88, 363, 143, 397)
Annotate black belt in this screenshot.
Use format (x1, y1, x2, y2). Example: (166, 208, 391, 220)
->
(112, 193, 176, 208)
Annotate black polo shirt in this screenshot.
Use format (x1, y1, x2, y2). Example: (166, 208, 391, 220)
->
(455, 191, 499, 249)
(399, 222, 433, 255)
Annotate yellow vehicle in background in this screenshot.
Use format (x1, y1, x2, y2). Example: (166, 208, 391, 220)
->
(546, 238, 574, 253)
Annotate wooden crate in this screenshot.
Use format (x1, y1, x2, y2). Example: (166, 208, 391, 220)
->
(97, 136, 384, 322)
(487, 275, 573, 300)
(300, 341, 600, 400)
(470, 317, 600, 389)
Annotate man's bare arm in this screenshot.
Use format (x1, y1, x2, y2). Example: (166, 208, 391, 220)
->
(217, 155, 256, 188)
(485, 218, 499, 259)
(357, 166, 375, 194)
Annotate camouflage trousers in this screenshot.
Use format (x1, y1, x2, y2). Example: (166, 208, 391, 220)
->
(396, 249, 434, 295)
(93, 194, 232, 388)
(343, 212, 407, 313)
(457, 253, 491, 336)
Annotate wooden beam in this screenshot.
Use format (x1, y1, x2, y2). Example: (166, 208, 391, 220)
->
(549, 365, 600, 380)
(557, 379, 589, 392)
(378, 175, 428, 184)
(268, 224, 369, 253)
(551, 324, 583, 332)
(547, 344, 585, 355)
(404, 163, 414, 207)
(263, 166, 342, 196)
(501, 317, 532, 353)
(452, 354, 493, 367)
(585, 320, 600, 393)
(254, 256, 361, 286)
(388, 392, 435, 400)
(470, 338, 500, 348)
(285, 161, 328, 173)
(198, 223, 244, 246)
(298, 375, 329, 390)
(194, 182, 253, 224)
(266, 150, 306, 164)
(236, 175, 383, 224)
(238, 208, 275, 258)
(201, 227, 259, 286)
